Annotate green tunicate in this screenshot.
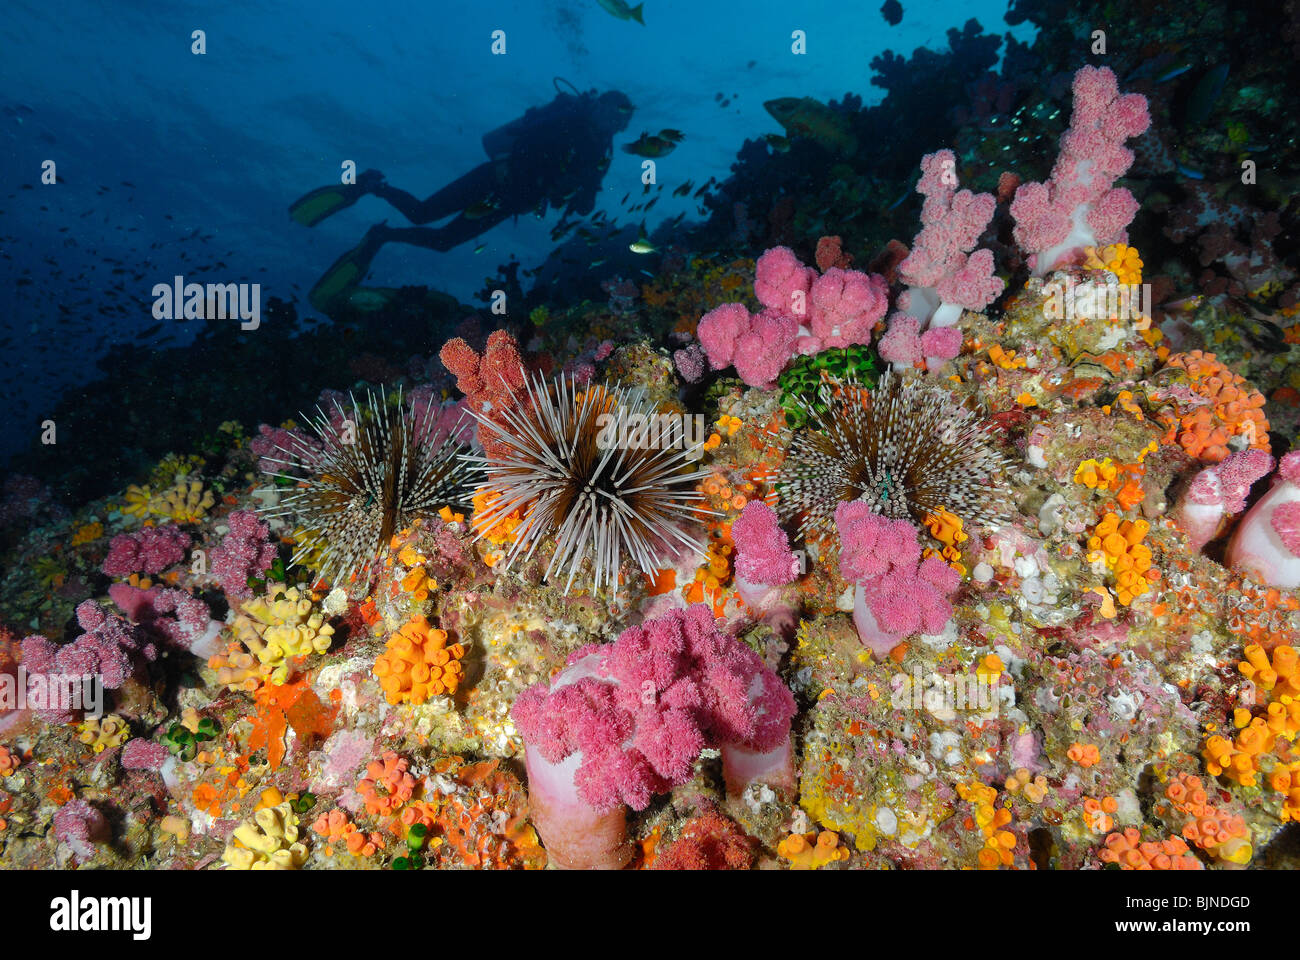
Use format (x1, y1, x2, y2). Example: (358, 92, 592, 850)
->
(407, 823, 428, 851)
(778, 344, 878, 428)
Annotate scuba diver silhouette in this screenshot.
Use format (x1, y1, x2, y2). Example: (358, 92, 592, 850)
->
(291, 80, 634, 313)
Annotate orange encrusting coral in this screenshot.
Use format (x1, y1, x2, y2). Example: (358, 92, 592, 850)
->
(1160, 772, 1252, 864)
(1098, 829, 1202, 870)
(1155, 350, 1269, 464)
(372, 615, 466, 705)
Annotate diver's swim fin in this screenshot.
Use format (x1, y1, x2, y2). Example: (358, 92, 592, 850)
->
(289, 183, 364, 227)
(308, 223, 390, 313)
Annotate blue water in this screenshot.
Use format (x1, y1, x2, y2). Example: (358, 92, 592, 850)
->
(0, 0, 1031, 465)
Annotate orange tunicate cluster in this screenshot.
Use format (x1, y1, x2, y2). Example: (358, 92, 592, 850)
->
(957, 781, 1017, 869)
(312, 808, 386, 857)
(372, 615, 466, 705)
(0, 745, 19, 776)
(358, 751, 416, 818)
(1099, 829, 1202, 870)
(1087, 513, 1156, 605)
(1239, 644, 1300, 697)
(1156, 351, 1269, 464)
(1068, 742, 1102, 767)
(1161, 772, 1252, 864)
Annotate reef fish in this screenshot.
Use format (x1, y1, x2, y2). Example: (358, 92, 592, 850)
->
(622, 129, 684, 157)
(763, 97, 857, 157)
(1185, 64, 1229, 127)
(598, 0, 645, 25)
(880, 0, 902, 25)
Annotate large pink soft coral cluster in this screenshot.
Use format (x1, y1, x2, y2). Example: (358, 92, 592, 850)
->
(21, 601, 154, 720)
(1010, 65, 1151, 274)
(898, 149, 1003, 322)
(697, 302, 798, 389)
(1173, 449, 1274, 550)
(210, 510, 277, 601)
(696, 246, 888, 388)
(514, 604, 795, 813)
(108, 583, 221, 656)
(439, 329, 527, 459)
(101, 524, 191, 578)
(835, 502, 960, 657)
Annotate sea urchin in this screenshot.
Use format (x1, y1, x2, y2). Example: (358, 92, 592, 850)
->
(468, 371, 711, 594)
(776, 369, 1013, 539)
(258, 389, 476, 587)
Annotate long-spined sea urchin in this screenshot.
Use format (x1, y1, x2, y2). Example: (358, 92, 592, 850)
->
(258, 389, 477, 587)
(776, 368, 1013, 539)
(467, 371, 712, 594)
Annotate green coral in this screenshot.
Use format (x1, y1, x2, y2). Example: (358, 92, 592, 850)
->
(777, 345, 879, 428)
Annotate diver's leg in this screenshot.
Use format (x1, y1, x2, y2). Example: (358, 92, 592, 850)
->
(308, 222, 393, 313)
(372, 162, 502, 225)
(382, 208, 510, 252)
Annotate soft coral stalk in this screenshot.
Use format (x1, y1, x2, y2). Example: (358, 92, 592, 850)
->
(1227, 452, 1300, 589)
(1172, 449, 1274, 551)
(513, 605, 796, 868)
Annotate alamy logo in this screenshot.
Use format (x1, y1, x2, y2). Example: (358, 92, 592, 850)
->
(50, 890, 151, 940)
(890, 667, 998, 716)
(1041, 278, 1151, 326)
(594, 411, 706, 459)
(151, 275, 261, 330)
(0, 667, 103, 717)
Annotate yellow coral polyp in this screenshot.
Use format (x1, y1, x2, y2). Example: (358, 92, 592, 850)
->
(78, 714, 130, 753)
(1203, 718, 1273, 787)
(222, 802, 308, 869)
(1074, 457, 1118, 490)
(923, 507, 968, 576)
(778, 830, 849, 869)
(1239, 644, 1300, 698)
(988, 344, 1027, 369)
(152, 476, 215, 524)
(212, 586, 335, 689)
(472, 489, 523, 546)
(70, 523, 103, 546)
(121, 485, 155, 522)
(1084, 243, 1143, 285)
(373, 615, 466, 705)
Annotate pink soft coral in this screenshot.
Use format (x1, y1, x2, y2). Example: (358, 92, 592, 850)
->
(835, 502, 960, 657)
(210, 510, 277, 601)
(899, 151, 1002, 315)
(809, 268, 888, 348)
(754, 245, 816, 314)
(102, 525, 191, 578)
(1173, 449, 1274, 550)
(731, 501, 799, 588)
(877, 314, 963, 368)
(513, 605, 796, 868)
(1010, 65, 1151, 273)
